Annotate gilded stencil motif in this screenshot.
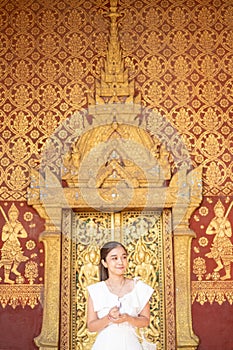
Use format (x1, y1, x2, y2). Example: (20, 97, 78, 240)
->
(0, 203, 29, 284)
(0, 202, 43, 307)
(0, 0, 232, 200)
(61, 210, 175, 350)
(192, 197, 233, 304)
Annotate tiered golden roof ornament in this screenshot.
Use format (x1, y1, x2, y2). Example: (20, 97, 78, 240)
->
(87, 0, 141, 127)
(93, 0, 140, 105)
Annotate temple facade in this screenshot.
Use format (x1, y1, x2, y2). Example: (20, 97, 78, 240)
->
(0, 1, 232, 349)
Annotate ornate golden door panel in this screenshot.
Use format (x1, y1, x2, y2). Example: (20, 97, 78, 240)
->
(60, 209, 175, 350)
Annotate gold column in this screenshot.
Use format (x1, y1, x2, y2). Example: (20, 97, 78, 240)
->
(174, 229, 199, 350)
(34, 231, 61, 350)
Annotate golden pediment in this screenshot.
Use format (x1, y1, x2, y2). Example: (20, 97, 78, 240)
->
(62, 118, 171, 191)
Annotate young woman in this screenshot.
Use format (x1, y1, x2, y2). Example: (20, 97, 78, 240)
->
(87, 241, 154, 349)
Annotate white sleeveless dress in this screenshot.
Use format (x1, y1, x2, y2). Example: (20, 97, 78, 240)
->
(87, 279, 153, 350)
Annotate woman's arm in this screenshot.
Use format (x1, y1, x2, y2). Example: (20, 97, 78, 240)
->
(87, 294, 120, 332)
(87, 294, 109, 332)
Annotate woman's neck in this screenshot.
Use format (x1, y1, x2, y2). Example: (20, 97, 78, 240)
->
(106, 275, 126, 296)
(107, 274, 125, 284)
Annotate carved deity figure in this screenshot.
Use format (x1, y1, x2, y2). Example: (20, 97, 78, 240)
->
(134, 239, 156, 286)
(205, 200, 233, 280)
(63, 143, 80, 178)
(0, 204, 28, 284)
(78, 245, 100, 292)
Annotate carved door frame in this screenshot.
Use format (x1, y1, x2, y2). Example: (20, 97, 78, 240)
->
(60, 208, 175, 350)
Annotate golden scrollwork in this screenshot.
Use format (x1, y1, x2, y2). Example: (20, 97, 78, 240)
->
(78, 244, 100, 292)
(25, 260, 39, 285)
(0, 284, 43, 309)
(122, 211, 173, 349)
(192, 281, 233, 306)
(134, 238, 157, 286)
(29, 129, 202, 350)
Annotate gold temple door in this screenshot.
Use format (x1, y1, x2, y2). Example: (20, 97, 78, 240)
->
(60, 208, 175, 350)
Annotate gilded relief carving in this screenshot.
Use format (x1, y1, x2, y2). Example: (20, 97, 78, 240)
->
(134, 239, 157, 286)
(71, 212, 112, 350)
(62, 120, 172, 193)
(78, 245, 100, 291)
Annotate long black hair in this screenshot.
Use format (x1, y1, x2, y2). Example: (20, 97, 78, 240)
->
(99, 241, 127, 281)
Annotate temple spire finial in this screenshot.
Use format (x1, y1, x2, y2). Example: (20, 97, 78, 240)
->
(92, 0, 140, 105)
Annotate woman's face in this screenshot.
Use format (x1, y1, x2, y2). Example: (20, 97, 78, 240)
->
(103, 245, 127, 277)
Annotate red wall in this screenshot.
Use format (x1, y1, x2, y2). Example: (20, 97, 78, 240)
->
(0, 305, 43, 350)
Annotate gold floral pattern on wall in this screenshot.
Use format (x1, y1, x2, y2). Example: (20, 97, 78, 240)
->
(0, 0, 232, 201)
